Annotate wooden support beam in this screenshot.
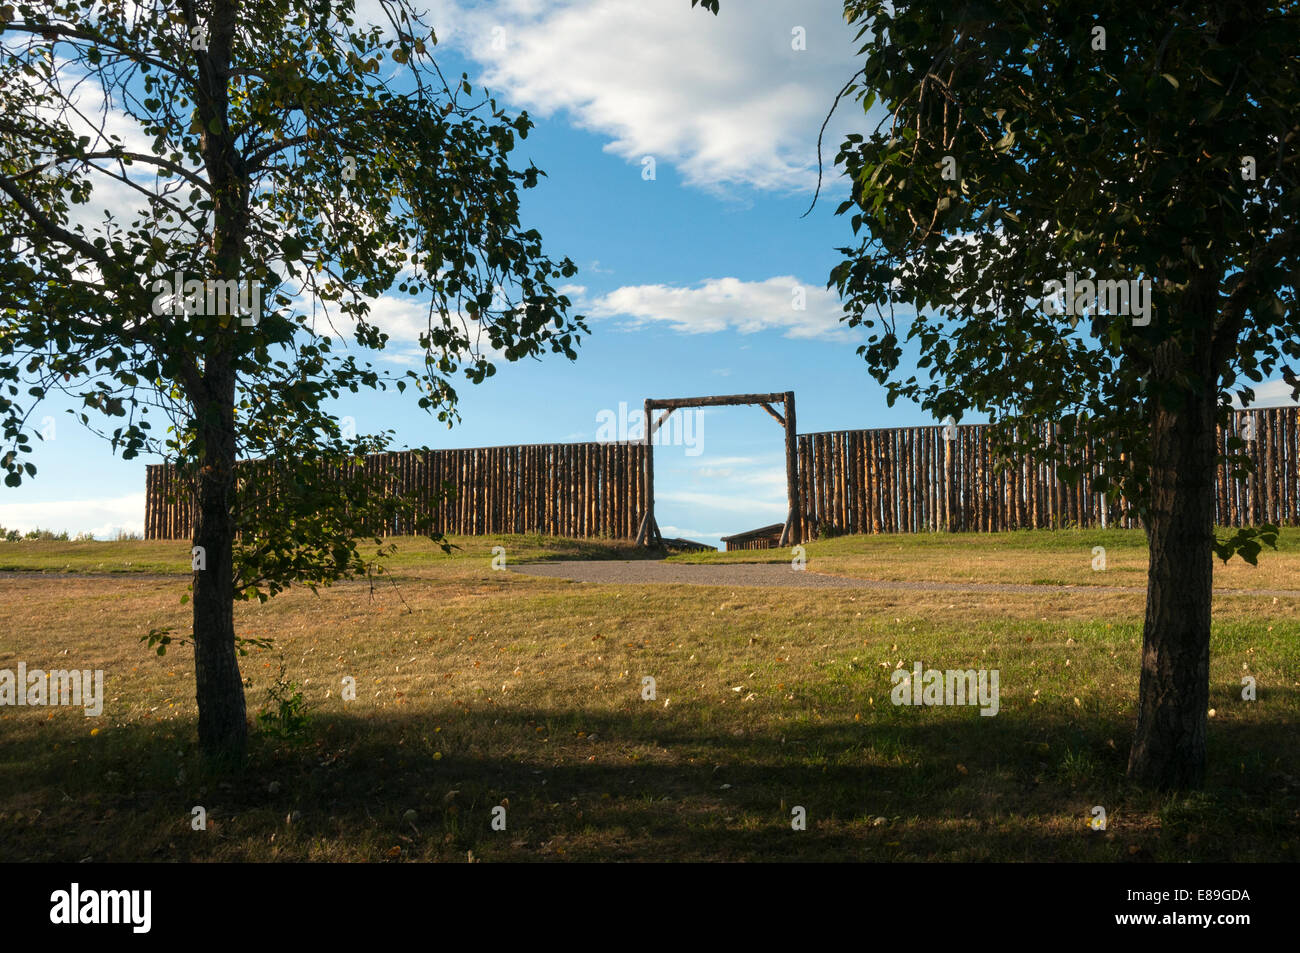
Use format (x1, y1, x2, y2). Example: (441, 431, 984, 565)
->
(759, 402, 785, 427)
(780, 391, 799, 546)
(635, 397, 655, 547)
(649, 408, 675, 438)
(646, 392, 790, 411)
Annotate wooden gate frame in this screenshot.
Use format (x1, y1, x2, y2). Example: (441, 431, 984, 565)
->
(634, 391, 800, 548)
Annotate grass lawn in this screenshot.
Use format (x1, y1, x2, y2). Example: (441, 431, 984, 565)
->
(0, 530, 1297, 862)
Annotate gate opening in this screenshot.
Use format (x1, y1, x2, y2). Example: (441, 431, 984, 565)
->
(635, 392, 799, 548)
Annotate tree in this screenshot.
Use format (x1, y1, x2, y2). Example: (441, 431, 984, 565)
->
(0, 0, 586, 764)
(700, 1, 1298, 788)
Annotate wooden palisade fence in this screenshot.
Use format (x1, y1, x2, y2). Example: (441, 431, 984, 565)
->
(145, 441, 646, 540)
(145, 406, 1300, 542)
(797, 407, 1300, 538)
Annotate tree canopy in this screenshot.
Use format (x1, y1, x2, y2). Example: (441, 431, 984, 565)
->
(697, 0, 1300, 788)
(0, 0, 587, 758)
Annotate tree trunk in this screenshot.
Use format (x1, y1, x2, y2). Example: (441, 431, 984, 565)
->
(1127, 340, 1218, 789)
(185, 0, 248, 763)
(192, 365, 247, 762)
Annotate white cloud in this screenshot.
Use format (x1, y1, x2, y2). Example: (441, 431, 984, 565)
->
(686, 455, 759, 468)
(585, 276, 853, 340)
(1233, 379, 1300, 407)
(6, 56, 171, 247)
(657, 490, 786, 516)
(689, 466, 786, 490)
(313, 292, 515, 365)
(0, 493, 144, 539)
(448, 0, 864, 193)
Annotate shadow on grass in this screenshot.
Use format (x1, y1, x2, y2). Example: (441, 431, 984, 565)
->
(2, 695, 1297, 862)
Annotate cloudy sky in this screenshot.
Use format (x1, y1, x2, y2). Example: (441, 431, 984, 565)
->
(5, 0, 1296, 545)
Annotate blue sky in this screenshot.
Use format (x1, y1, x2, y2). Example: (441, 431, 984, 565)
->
(5, 1, 1296, 546)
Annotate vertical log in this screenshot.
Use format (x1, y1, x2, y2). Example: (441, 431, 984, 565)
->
(891, 429, 902, 532)
(632, 443, 641, 538)
(463, 450, 472, 535)
(844, 431, 853, 531)
(832, 433, 844, 532)
(432, 451, 442, 534)
(448, 450, 457, 534)
(1225, 417, 1235, 527)
(1233, 413, 1242, 527)
(928, 428, 938, 531)
(876, 432, 886, 533)
(911, 428, 919, 532)
(781, 392, 799, 545)
(938, 428, 946, 531)
(546, 445, 555, 536)
(579, 443, 587, 538)
(866, 431, 878, 534)
(816, 432, 826, 535)
(918, 428, 928, 531)
(916, 429, 925, 531)
(640, 400, 655, 544)
(803, 434, 815, 539)
(532, 445, 540, 533)
(1215, 422, 1227, 528)
(624, 442, 633, 538)
(1028, 452, 1038, 530)
(593, 442, 600, 538)
(811, 433, 823, 533)
(560, 445, 569, 537)
(895, 428, 906, 533)
(1266, 409, 1278, 526)
(827, 432, 837, 532)
(513, 447, 522, 535)
(819, 433, 828, 534)
(512, 448, 521, 534)
(830, 432, 839, 533)
(1288, 409, 1298, 526)
(1248, 413, 1259, 524)
(843, 431, 854, 533)
(854, 431, 867, 535)
(580, 443, 588, 537)
(961, 427, 972, 532)
(946, 426, 956, 530)
(498, 447, 506, 534)
(602, 443, 611, 537)
(614, 443, 623, 538)
(477, 449, 486, 535)
(883, 431, 893, 533)
(469, 449, 478, 536)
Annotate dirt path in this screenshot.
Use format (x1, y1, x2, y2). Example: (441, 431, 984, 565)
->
(511, 560, 1300, 598)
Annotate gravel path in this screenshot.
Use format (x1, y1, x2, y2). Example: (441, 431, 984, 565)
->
(512, 560, 1300, 598)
